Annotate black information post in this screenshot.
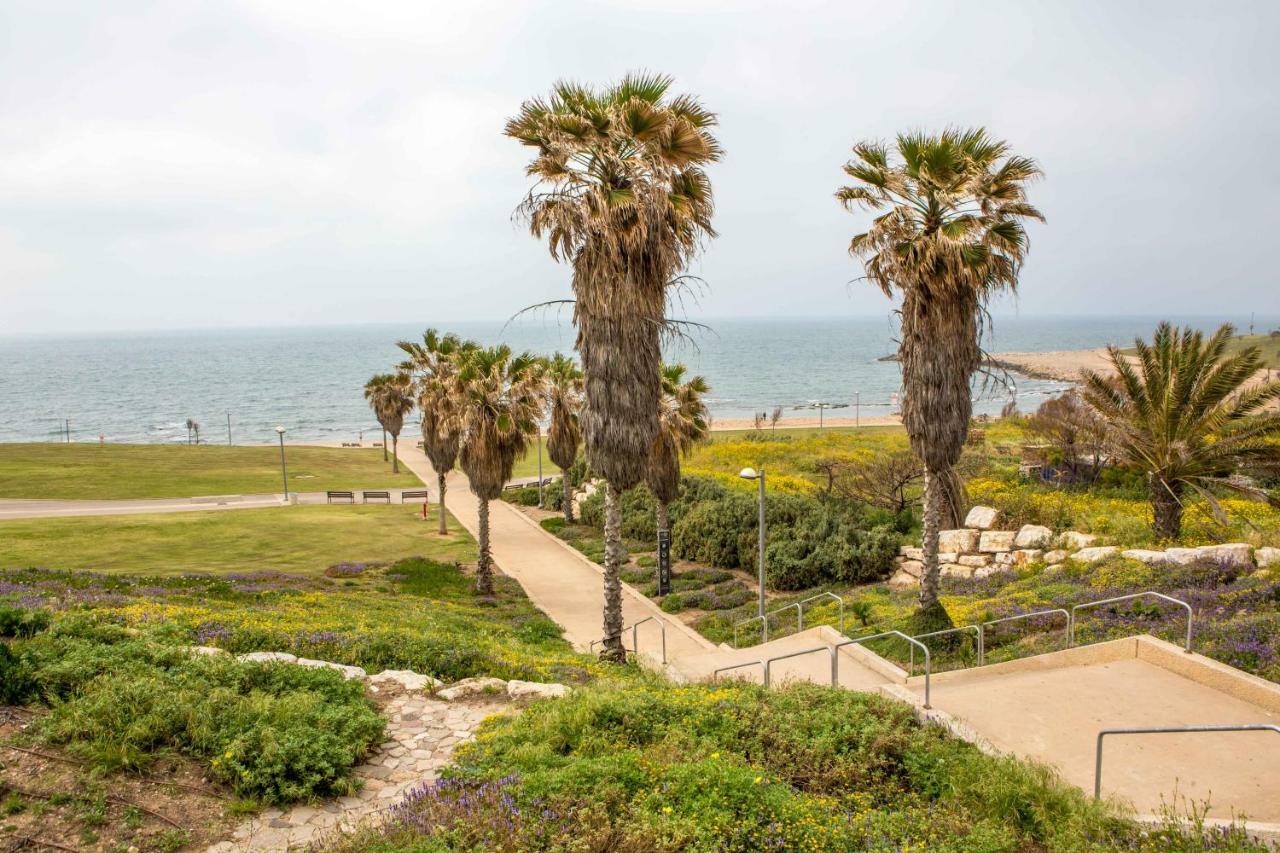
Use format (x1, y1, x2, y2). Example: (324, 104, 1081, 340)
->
(657, 529, 672, 596)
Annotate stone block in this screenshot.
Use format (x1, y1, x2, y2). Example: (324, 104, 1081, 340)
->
(1121, 549, 1169, 565)
(963, 505, 1001, 530)
(1043, 549, 1068, 564)
(978, 530, 1016, 553)
(437, 677, 508, 701)
(237, 651, 297, 664)
(1193, 543, 1255, 569)
(1059, 531, 1097, 549)
(370, 670, 443, 692)
(898, 559, 923, 578)
(507, 680, 571, 700)
(898, 546, 924, 561)
(940, 563, 974, 578)
(889, 569, 919, 589)
(938, 529, 980, 553)
(974, 564, 1010, 580)
(296, 658, 367, 680)
(1014, 524, 1053, 549)
(1011, 549, 1043, 567)
(958, 554, 991, 568)
(1256, 547, 1280, 569)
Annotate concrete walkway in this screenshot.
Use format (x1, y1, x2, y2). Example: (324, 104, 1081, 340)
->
(0, 488, 430, 519)
(393, 443, 717, 665)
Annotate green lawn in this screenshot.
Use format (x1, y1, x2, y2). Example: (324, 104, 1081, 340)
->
(0, 504, 473, 575)
(0, 443, 421, 500)
(508, 439, 562, 480)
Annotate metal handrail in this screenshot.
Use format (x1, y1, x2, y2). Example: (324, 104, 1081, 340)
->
(713, 660, 765, 682)
(1070, 592, 1193, 652)
(629, 616, 667, 665)
(763, 646, 836, 687)
(834, 630, 930, 708)
(983, 608, 1071, 650)
(1094, 724, 1280, 799)
(910, 624, 985, 672)
(796, 591, 845, 634)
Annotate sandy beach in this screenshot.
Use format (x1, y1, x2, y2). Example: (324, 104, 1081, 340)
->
(988, 348, 1115, 382)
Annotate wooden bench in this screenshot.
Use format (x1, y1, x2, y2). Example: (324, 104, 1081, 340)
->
(326, 490, 355, 504)
(401, 490, 429, 503)
(362, 490, 391, 504)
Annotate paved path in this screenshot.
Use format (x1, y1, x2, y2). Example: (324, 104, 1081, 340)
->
(394, 443, 716, 667)
(0, 489, 428, 519)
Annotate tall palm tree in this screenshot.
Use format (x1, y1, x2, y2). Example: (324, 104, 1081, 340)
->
(399, 330, 477, 535)
(364, 373, 415, 474)
(647, 362, 710, 543)
(837, 128, 1043, 618)
(543, 352, 583, 522)
(450, 345, 545, 595)
(1081, 323, 1280, 539)
(507, 73, 720, 660)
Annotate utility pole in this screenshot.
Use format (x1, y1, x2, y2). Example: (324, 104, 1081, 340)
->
(855, 392, 860, 428)
(227, 413, 232, 446)
(65, 419, 70, 443)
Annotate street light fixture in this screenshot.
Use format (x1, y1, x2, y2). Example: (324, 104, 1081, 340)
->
(275, 426, 289, 501)
(739, 466, 766, 619)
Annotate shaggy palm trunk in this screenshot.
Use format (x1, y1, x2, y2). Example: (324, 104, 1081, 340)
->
(919, 469, 943, 612)
(562, 476, 575, 523)
(475, 496, 494, 595)
(382, 427, 388, 461)
(600, 484, 627, 661)
(1151, 477, 1184, 540)
(437, 472, 449, 535)
(391, 435, 400, 474)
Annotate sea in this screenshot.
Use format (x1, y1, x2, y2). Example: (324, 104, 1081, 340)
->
(0, 314, 1274, 444)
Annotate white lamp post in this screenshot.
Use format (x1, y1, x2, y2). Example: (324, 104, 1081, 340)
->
(739, 466, 766, 618)
(275, 426, 289, 500)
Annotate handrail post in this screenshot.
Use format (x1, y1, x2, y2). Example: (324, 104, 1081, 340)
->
(834, 630, 931, 708)
(1094, 724, 1280, 799)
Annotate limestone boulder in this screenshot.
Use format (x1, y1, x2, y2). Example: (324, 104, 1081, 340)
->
(1011, 549, 1043, 567)
(898, 546, 924, 561)
(940, 563, 974, 579)
(937, 552, 959, 565)
(1255, 547, 1280, 569)
(1121, 549, 1170, 565)
(1043, 563, 1065, 575)
(897, 560, 924, 578)
(994, 552, 1016, 566)
(974, 564, 1010, 580)
(297, 658, 368, 680)
(1014, 525, 1053, 549)
(237, 652, 297, 664)
(1163, 548, 1200, 566)
(1193, 543, 1254, 569)
(889, 569, 919, 589)
(1043, 549, 1068, 564)
(369, 670, 443, 692)
(938, 529, 980, 554)
(507, 680, 571, 701)
(1059, 531, 1097, 549)
(958, 555, 991, 568)
(963, 505, 1002, 530)
(1069, 546, 1119, 564)
(437, 677, 508, 701)
(186, 646, 226, 656)
(978, 531, 1016, 553)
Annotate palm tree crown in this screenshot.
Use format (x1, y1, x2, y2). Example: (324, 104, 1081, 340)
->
(837, 128, 1043, 617)
(508, 72, 720, 659)
(647, 362, 710, 538)
(450, 344, 546, 595)
(1081, 322, 1280, 539)
(543, 352, 584, 521)
(506, 72, 720, 490)
(364, 372, 415, 473)
(398, 330, 478, 533)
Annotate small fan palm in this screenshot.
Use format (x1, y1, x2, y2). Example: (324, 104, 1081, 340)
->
(647, 363, 710, 545)
(837, 128, 1042, 619)
(363, 373, 415, 474)
(508, 73, 720, 659)
(1081, 323, 1280, 540)
(451, 345, 545, 595)
(399, 330, 478, 534)
(543, 353, 584, 522)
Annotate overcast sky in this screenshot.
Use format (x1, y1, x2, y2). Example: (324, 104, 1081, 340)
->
(1, 1, 1277, 335)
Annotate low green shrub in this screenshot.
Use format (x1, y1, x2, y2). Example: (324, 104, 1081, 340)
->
(0, 643, 35, 703)
(0, 605, 50, 638)
(318, 679, 1235, 852)
(21, 633, 384, 803)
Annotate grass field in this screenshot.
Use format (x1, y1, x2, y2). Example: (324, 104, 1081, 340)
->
(0, 443, 421, 500)
(508, 438, 562, 480)
(0, 504, 473, 574)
